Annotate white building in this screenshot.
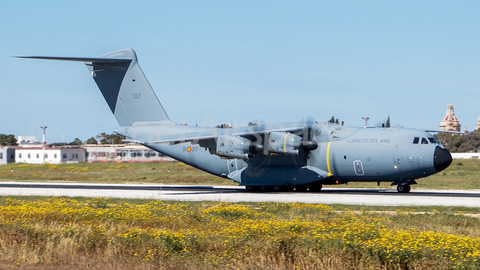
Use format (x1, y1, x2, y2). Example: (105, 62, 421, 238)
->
(17, 136, 42, 147)
(84, 144, 174, 162)
(0, 147, 15, 165)
(451, 152, 480, 160)
(15, 147, 86, 164)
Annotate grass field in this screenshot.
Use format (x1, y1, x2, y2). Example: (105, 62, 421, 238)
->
(0, 161, 479, 269)
(0, 197, 479, 269)
(0, 162, 233, 186)
(0, 159, 479, 190)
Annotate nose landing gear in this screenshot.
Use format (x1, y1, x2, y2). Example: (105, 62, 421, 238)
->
(392, 179, 416, 193)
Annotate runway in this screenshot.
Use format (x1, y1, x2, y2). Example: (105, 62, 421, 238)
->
(1, 182, 480, 207)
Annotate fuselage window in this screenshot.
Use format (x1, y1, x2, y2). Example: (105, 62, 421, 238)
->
(421, 137, 429, 144)
(413, 137, 420, 144)
(428, 137, 437, 144)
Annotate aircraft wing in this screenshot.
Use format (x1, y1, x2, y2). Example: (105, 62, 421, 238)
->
(425, 129, 462, 134)
(115, 122, 306, 145)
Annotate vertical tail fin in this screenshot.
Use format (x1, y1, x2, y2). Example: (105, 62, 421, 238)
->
(87, 48, 169, 126)
(18, 48, 170, 126)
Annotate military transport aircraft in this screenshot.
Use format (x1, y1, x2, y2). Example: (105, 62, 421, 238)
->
(19, 48, 452, 193)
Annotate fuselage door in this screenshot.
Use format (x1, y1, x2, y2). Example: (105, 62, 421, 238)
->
(353, 160, 364, 176)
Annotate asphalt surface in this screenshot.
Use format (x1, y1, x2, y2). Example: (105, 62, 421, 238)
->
(1, 182, 479, 207)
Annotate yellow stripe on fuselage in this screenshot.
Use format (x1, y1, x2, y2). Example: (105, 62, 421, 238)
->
(284, 133, 289, 154)
(326, 141, 332, 177)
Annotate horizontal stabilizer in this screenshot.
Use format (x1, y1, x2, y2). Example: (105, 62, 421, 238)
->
(16, 56, 132, 64)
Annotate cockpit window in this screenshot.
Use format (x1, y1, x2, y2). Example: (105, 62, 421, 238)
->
(421, 137, 429, 144)
(413, 137, 420, 144)
(428, 137, 438, 144)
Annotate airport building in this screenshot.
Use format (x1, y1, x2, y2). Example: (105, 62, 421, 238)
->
(84, 144, 174, 162)
(451, 152, 480, 159)
(0, 147, 15, 165)
(15, 147, 86, 164)
(17, 136, 43, 147)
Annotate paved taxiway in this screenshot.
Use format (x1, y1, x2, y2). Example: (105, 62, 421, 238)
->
(0, 182, 479, 207)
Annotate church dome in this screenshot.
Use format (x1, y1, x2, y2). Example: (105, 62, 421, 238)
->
(476, 114, 480, 131)
(439, 103, 461, 132)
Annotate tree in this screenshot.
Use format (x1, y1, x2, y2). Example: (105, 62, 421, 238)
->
(49, 142, 67, 147)
(96, 133, 126, 144)
(435, 130, 480, 153)
(386, 115, 391, 128)
(328, 116, 335, 123)
(0, 134, 17, 146)
(68, 138, 83, 146)
(86, 137, 98, 144)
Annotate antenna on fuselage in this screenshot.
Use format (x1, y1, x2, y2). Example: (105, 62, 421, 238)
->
(362, 116, 370, 127)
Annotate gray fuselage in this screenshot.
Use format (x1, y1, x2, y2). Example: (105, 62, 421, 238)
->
(143, 122, 451, 187)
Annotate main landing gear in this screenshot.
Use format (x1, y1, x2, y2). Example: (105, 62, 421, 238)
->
(245, 185, 322, 192)
(396, 184, 411, 193)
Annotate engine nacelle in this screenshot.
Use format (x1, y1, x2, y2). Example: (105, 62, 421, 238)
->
(268, 132, 302, 155)
(215, 136, 252, 159)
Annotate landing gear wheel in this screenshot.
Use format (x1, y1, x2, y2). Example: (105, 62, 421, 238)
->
(272, 185, 283, 192)
(397, 184, 411, 193)
(259, 185, 270, 192)
(295, 186, 308, 192)
(245, 186, 259, 192)
(309, 185, 323, 192)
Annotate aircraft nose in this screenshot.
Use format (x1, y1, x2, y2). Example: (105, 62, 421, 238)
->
(434, 146, 452, 172)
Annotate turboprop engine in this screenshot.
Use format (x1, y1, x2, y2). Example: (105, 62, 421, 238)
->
(213, 132, 317, 159)
(215, 136, 252, 159)
(268, 132, 303, 155)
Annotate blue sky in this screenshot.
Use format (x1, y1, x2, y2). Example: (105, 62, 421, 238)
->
(1, 1, 479, 143)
